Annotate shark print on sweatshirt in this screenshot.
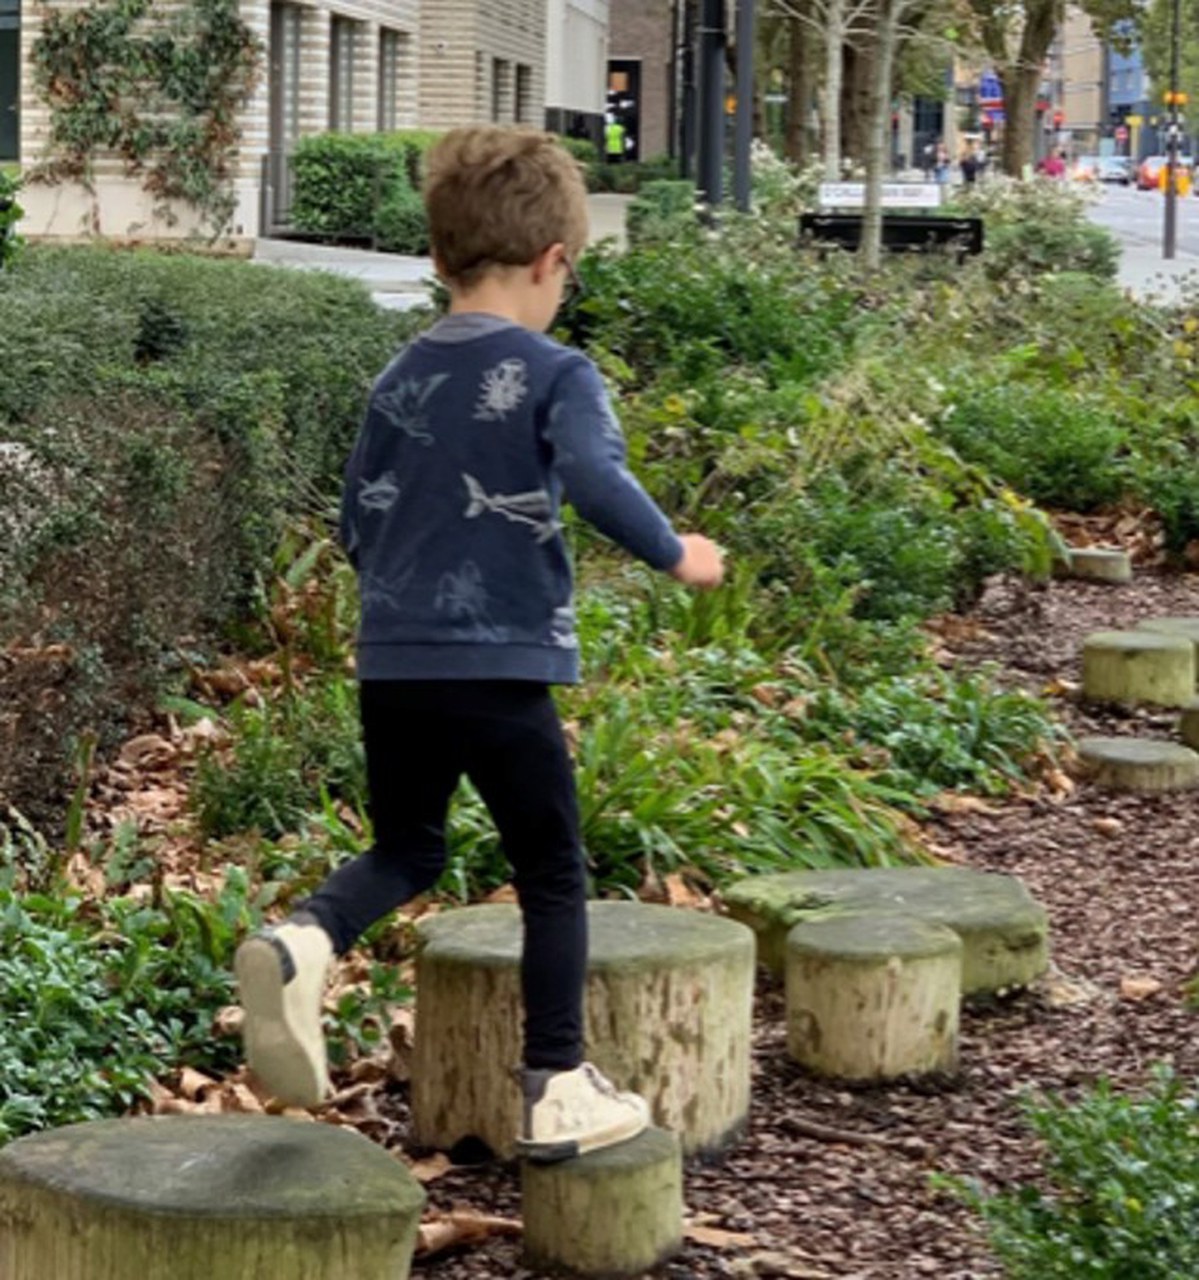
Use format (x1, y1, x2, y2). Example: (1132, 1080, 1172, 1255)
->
(462, 473, 559, 543)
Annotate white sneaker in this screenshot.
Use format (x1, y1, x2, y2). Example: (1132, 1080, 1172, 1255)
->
(234, 916, 333, 1108)
(516, 1062, 651, 1163)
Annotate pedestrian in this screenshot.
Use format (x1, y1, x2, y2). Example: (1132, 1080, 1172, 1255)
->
(935, 140, 951, 185)
(234, 125, 725, 1163)
(605, 114, 627, 164)
(1042, 149, 1066, 179)
(960, 140, 979, 185)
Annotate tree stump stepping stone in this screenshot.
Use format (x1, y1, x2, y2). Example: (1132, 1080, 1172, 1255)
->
(521, 1128, 682, 1278)
(1180, 698, 1199, 751)
(1075, 736, 1199, 793)
(1062, 546, 1132, 584)
(1136, 617, 1199, 676)
(412, 902, 754, 1159)
(1081, 629, 1195, 707)
(0, 1114, 426, 1280)
(786, 913, 961, 1081)
(722, 866, 1048, 996)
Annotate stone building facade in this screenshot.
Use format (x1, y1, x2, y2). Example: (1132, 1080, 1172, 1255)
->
(11, 0, 606, 244)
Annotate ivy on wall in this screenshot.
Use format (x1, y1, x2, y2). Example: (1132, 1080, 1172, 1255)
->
(31, 0, 263, 234)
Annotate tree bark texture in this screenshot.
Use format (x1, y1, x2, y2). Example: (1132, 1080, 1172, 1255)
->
(0, 1115, 425, 1280)
(861, 0, 905, 268)
(988, 0, 1061, 175)
(521, 1128, 683, 1278)
(411, 903, 755, 1159)
(1082, 630, 1195, 707)
(723, 866, 1049, 996)
(1076, 736, 1199, 793)
(840, 38, 874, 164)
(786, 914, 962, 1080)
(785, 16, 811, 163)
(822, 0, 846, 178)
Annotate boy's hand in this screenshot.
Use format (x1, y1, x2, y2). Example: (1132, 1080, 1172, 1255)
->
(670, 534, 725, 590)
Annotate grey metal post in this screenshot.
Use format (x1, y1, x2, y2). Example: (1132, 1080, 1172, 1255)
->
(681, 0, 697, 178)
(697, 0, 726, 207)
(1164, 0, 1181, 259)
(733, 0, 755, 211)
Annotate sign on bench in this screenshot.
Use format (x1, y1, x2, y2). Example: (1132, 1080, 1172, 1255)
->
(818, 182, 943, 210)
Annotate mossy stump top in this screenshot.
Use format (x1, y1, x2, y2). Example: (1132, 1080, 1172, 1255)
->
(417, 901, 754, 971)
(1076, 736, 1199, 792)
(723, 866, 1047, 993)
(0, 1115, 425, 1221)
(1136, 616, 1199, 652)
(786, 912, 963, 963)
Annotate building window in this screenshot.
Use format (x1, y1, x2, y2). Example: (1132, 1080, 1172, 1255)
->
(515, 63, 533, 125)
(492, 58, 509, 122)
(378, 29, 401, 132)
(0, 0, 18, 162)
(330, 17, 356, 132)
(269, 2, 301, 152)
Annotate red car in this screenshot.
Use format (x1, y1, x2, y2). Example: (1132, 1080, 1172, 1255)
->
(1137, 154, 1194, 190)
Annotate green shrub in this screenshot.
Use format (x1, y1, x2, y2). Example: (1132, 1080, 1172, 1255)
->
(382, 128, 444, 188)
(945, 1067, 1199, 1279)
(0, 169, 22, 270)
(290, 133, 408, 241)
(940, 382, 1128, 511)
(374, 184, 430, 255)
(557, 135, 599, 168)
(625, 179, 699, 247)
(986, 218, 1120, 282)
(588, 155, 681, 194)
(0, 859, 259, 1141)
(192, 678, 365, 840)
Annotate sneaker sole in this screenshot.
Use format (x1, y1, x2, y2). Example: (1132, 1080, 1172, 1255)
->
(515, 1107, 651, 1164)
(234, 936, 327, 1108)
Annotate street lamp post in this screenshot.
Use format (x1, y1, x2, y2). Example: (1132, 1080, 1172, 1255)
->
(697, 0, 726, 207)
(1164, 0, 1182, 260)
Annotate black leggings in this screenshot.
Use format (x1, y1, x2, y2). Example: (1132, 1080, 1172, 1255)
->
(303, 680, 586, 1071)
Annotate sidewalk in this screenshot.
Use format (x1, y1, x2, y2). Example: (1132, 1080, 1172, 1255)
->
(253, 193, 632, 312)
(1113, 238, 1199, 304)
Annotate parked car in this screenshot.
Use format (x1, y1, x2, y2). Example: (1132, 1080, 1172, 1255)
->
(1137, 154, 1195, 190)
(1097, 156, 1133, 185)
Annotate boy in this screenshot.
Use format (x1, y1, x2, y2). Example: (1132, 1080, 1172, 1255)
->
(234, 126, 724, 1163)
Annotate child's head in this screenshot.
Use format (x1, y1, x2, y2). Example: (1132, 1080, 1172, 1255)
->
(425, 126, 589, 329)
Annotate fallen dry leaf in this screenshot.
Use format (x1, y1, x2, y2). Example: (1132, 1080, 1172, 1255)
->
(1119, 974, 1164, 1001)
(930, 792, 1001, 816)
(213, 1005, 245, 1037)
(686, 1221, 757, 1250)
(1092, 817, 1123, 837)
(408, 1152, 453, 1183)
(416, 1211, 522, 1257)
(178, 1067, 219, 1101)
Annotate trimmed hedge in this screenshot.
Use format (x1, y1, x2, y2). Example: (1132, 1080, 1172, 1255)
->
(0, 246, 417, 820)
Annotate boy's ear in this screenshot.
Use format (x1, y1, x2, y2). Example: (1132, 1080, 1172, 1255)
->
(531, 242, 565, 284)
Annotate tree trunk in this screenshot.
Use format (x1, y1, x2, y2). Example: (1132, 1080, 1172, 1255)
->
(521, 1129, 683, 1278)
(822, 0, 846, 178)
(786, 914, 962, 1080)
(861, 0, 903, 269)
(999, 61, 1042, 176)
(411, 903, 755, 1160)
(785, 16, 809, 163)
(985, 0, 1060, 175)
(0, 1115, 425, 1280)
(840, 38, 875, 164)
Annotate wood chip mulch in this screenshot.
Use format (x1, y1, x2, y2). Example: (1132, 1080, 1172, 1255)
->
(400, 569, 1199, 1279)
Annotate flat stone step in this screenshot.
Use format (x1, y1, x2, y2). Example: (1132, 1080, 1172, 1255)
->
(786, 913, 961, 1081)
(411, 902, 755, 1159)
(0, 1115, 425, 1280)
(1136, 616, 1199, 669)
(1076, 735, 1199, 793)
(521, 1128, 682, 1278)
(1063, 546, 1133, 584)
(1081, 629, 1195, 707)
(1180, 698, 1199, 750)
(722, 866, 1048, 996)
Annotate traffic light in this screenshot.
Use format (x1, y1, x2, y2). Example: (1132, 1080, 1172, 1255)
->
(1163, 90, 1189, 106)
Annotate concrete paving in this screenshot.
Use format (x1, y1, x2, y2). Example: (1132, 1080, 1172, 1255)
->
(1085, 186, 1199, 304)
(253, 193, 632, 312)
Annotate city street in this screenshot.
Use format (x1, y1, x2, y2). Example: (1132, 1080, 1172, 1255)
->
(1084, 180, 1199, 298)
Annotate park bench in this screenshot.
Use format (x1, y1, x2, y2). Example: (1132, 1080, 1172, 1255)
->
(800, 210, 984, 262)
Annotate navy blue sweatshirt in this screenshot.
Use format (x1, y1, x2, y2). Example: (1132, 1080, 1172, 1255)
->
(340, 313, 684, 683)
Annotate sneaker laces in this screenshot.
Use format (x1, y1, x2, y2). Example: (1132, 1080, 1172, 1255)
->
(582, 1063, 620, 1099)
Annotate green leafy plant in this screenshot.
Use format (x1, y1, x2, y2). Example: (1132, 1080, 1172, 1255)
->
(625, 179, 699, 247)
(0, 169, 23, 269)
(943, 1067, 1199, 1279)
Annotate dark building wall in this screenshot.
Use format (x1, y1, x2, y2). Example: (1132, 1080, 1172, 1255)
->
(608, 0, 674, 160)
(0, 0, 18, 161)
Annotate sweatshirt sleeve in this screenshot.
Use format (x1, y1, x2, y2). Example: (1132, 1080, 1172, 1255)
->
(543, 358, 684, 572)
